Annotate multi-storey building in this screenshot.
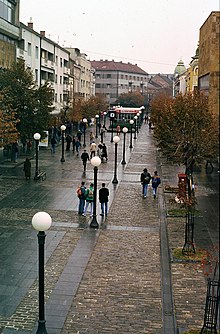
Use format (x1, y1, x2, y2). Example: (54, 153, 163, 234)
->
(0, 0, 20, 68)
(66, 47, 94, 102)
(17, 22, 70, 115)
(198, 11, 220, 115)
(91, 60, 148, 105)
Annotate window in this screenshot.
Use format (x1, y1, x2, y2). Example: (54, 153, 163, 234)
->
(60, 76, 62, 84)
(35, 69, 38, 83)
(55, 56, 58, 65)
(55, 75, 57, 84)
(55, 93, 57, 102)
(60, 94, 62, 102)
(0, 0, 15, 24)
(35, 46, 39, 59)
(60, 58, 63, 67)
(107, 74, 111, 78)
(28, 43, 31, 56)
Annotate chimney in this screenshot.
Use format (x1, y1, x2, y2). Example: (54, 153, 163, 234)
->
(40, 31, 46, 37)
(28, 22, 33, 29)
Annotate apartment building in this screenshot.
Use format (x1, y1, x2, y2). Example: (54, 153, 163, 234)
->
(91, 60, 148, 105)
(66, 47, 94, 102)
(17, 22, 70, 115)
(0, 0, 20, 68)
(198, 11, 220, 115)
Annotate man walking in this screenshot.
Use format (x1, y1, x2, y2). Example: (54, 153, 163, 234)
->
(76, 181, 87, 215)
(82, 183, 94, 217)
(140, 168, 151, 198)
(99, 183, 109, 216)
(151, 171, 161, 199)
(90, 141, 97, 159)
(81, 149, 90, 172)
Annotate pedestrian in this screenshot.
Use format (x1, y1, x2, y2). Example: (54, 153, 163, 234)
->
(90, 132, 95, 143)
(66, 134, 72, 151)
(99, 183, 109, 216)
(72, 136, 76, 152)
(116, 124, 121, 136)
(140, 168, 151, 198)
(12, 142, 19, 162)
(151, 171, 161, 199)
(51, 136, 56, 153)
(90, 141, 97, 159)
(75, 139, 81, 156)
(101, 143, 108, 161)
(27, 140, 32, 153)
(82, 183, 94, 217)
(23, 157, 31, 180)
(77, 130, 82, 141)
(100, 126, 105, 143)
(76, 181, 87, 215)
(81, 149, 90, 172)
(144, 115, 147, 123)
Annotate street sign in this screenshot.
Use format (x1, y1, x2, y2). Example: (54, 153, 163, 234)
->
(110, 113, 115, 118)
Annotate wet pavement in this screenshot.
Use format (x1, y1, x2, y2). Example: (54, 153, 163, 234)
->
(0, 123, 219, 334)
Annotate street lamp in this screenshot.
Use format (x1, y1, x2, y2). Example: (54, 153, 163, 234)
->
(32, 211, 52, 334)
(82, 118, 87, 147)
(95, 114, 99, 138)
(90, 156, 102, 228)
(121, 127, 128, 165)
(103, 111, 107, 129)
(134, 115, 138, 139)
(60, 125, 66, 162)
(129, 120, 134, 148)
(34, 133, 41, 180)
(112, 135, 120, 184)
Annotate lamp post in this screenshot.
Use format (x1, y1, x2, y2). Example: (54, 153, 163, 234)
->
(103, 111, 107, 129)
(34, 133, 41, 180)
(110, 112, 115, 143)
(112, 135, 120, 184)
(121, 127, 128, 165)
(134, 115, 138, 139)
(60, 125, 66, 162)
(95, 114, 99, 138)
(129, 120, 134, 148)
(82, 118, 87, 147)
(90, 156, 102, 228)
(32, 211, 52, 334)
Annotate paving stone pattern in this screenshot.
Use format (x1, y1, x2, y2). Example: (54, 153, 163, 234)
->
(0, 122, 218, 333)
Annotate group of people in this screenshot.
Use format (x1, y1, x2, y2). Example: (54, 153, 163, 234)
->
(140, 168, 161, 199)
(77, 181, 109, 217)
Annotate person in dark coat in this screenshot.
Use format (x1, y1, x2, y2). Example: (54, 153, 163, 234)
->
(140, 168, 151, 198)
(23, 158, 31, 180)
(66, 134, 72, 151)
(99, 183, 109, 216)
(81, 149, 90, 172)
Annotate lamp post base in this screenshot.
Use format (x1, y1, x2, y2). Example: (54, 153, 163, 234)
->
(112, 177, 118, 184)
(83, 144, 86, 147)
(90, 216, 99, 228)
(121, 160, 126, 165)
(60, 158, 65, 162)
(36, 319, 48, 334)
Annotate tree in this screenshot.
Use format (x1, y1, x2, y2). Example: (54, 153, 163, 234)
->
(151, 92, 219, 174)
(0, 97, 19, 147)
(0, 60, 53, 140)
(116, 91, 145, 107)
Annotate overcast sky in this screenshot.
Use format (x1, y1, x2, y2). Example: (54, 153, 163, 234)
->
(20, 0, 219, 74)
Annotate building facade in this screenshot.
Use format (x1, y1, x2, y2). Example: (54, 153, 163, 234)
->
(0, 0, 20, 69)
(91, 60, 149, 105)
(198, 11, 220, 115)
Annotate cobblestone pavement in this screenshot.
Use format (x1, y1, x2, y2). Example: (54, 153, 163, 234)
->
(0, 122, 219, 334)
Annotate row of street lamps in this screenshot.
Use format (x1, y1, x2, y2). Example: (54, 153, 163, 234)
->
(32, 113, 140, 333)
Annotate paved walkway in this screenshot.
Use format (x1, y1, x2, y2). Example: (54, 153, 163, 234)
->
(0, 122, 219, 334)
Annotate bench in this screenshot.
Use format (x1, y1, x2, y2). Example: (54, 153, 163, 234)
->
(34, 171, 46, 181)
